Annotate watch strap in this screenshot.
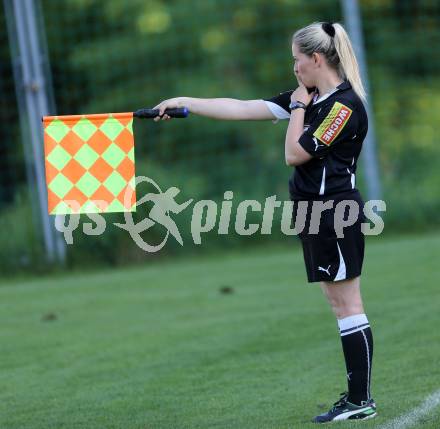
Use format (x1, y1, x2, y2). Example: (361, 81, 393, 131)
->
(289, 100, 307, 110)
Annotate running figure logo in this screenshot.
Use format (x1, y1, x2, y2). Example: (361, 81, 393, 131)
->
(318, 265, 331, 276)
(145, 187, 192, 245)
(115, 176, 193, 252)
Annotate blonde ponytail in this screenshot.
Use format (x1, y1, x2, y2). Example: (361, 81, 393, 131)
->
(293, 22, 366, 103)
(332, 23, 366, 102)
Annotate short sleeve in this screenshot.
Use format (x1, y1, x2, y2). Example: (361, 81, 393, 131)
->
(299, 100, 357, 157)
(263, 90, 293, 122)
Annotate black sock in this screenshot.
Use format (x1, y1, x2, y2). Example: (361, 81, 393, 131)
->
(337, 314, 373, 405)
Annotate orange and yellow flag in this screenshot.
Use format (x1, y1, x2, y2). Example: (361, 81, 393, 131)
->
(43, 113, 136, 215)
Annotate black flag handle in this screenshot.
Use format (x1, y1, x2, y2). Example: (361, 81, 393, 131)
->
(134, 107, 189, 119)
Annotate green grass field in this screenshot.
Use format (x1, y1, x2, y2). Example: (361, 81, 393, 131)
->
(1, 233, 439, 429)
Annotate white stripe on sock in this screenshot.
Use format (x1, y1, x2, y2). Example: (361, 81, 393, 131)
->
(361, 329, 371, 400)
(340, 325, 370, 336)
(338, 314, 369, 332)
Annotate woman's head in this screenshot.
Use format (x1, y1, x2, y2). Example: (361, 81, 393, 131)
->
(292, 22, 366, 102)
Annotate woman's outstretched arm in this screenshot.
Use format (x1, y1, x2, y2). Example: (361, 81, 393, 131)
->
(153, 97, 276, 121)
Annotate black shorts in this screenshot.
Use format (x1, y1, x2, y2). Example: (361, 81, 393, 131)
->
(292, 190, 365, 283)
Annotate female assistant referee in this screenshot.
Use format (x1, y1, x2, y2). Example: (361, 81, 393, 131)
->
(154, 22, 376, 423)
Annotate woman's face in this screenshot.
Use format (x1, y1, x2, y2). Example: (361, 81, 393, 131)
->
(292, 43, 316, 88)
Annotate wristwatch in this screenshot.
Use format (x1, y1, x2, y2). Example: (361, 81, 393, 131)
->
(289, 100, 307, 111)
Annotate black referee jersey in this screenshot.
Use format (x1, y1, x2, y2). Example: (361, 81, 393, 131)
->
(264, 81, 368, 200)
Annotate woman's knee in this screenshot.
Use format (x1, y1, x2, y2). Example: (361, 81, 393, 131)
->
(332, 302, 364, 319)
(320, 277, 364, 318)
(325, 295, 362, 318)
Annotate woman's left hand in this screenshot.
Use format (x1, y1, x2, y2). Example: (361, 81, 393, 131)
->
(291, 84, 316, 106)
(291, 72, 316, 106)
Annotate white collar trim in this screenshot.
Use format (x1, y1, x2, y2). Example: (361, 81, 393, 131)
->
(313, 87, 339, 105)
